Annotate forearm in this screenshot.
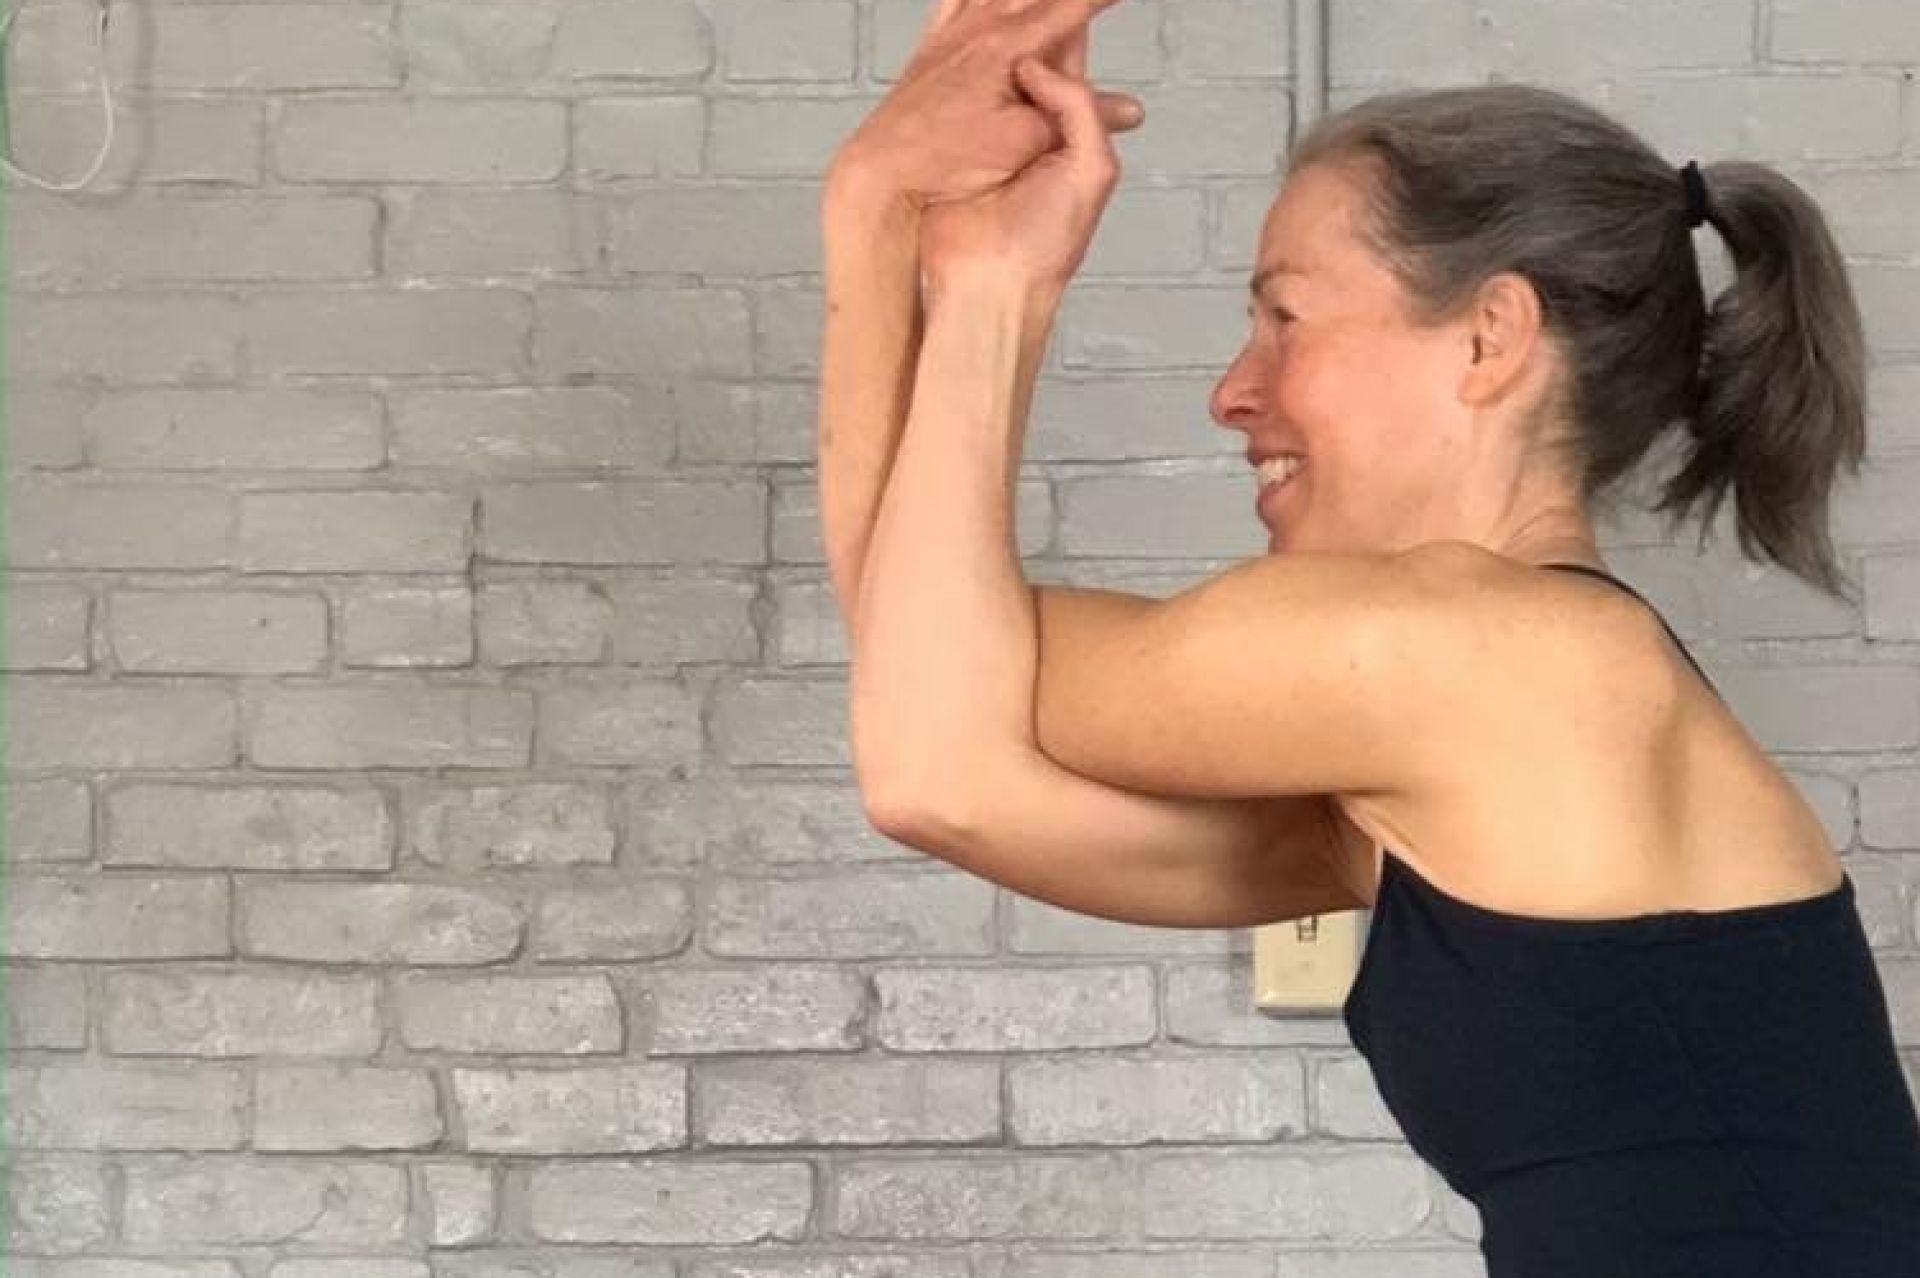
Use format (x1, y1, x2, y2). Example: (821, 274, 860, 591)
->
(851, 270, 1056, 811)
(816, 163, 925, 640)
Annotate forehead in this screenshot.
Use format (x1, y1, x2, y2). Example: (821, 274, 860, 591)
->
(1251, 163, 1372, 285)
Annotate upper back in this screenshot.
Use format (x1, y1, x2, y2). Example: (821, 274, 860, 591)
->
(1322, 555, 1844, 921)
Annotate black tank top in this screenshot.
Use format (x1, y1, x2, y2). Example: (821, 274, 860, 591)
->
(1341, 561, 1920, 1276)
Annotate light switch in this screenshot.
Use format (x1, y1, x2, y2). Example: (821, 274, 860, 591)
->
(1253, 908, 1367, 1013)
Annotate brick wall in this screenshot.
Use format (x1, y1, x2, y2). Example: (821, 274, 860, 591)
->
(5, 0, 1917, 1272)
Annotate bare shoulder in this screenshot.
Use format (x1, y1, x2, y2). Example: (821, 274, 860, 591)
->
(1394, 539, 1680, 731)
(1323, 541, 1690, 905)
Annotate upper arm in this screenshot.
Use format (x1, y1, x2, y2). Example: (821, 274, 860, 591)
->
(872, 747, 1364, 928)
(1029, 541, 1647, 804)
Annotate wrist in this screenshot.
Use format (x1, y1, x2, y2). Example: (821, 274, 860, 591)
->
(824, 156, 921, 224)
(924, 263, 1062, 330)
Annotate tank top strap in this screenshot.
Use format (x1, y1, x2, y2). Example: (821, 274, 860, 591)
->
(1539, 562, 1722, 702)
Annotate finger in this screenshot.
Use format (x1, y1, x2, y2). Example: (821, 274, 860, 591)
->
(1059, 23, 1088, 79)
(1095, 89, 1145, 132)
(1013, 55, 1118, 165)
(1014, 0, 1126, 56)
(924, 0, 971, 34)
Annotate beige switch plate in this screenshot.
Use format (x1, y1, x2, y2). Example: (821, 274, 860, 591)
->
(1253, 908, 1368, 1013)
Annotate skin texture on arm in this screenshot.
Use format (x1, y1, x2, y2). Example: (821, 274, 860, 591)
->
(817, 163, 927, 632)
(846, 265, 1357, 924)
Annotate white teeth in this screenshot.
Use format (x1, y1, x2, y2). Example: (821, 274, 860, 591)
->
(1256, 456, 1304, 486)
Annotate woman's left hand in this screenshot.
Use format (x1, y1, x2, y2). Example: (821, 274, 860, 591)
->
(920, 49, 1128, 307)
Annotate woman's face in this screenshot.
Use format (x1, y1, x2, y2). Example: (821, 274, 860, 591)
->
(1211, 162, 1483, 557)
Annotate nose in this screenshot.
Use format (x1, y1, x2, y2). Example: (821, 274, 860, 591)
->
(1209, 347, 1264, 433)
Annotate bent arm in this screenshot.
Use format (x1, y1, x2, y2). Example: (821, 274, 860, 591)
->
(816, 166, 1355, 923)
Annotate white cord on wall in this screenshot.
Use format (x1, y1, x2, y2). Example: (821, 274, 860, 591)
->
(0, 0, 115, 192)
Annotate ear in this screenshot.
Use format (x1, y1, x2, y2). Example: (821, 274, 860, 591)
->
(1458, 270, 1547, 409)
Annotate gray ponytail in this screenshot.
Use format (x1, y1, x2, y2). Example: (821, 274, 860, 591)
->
(1662, 161, 1867, 604)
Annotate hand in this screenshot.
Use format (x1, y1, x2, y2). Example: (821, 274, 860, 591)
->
(829, 0, 1143, 212)
(919, 52, 1124, 305)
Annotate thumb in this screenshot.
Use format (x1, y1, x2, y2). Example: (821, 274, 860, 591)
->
(1012, 55, 1117, 162)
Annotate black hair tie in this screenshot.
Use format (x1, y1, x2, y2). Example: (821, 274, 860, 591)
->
(1679, 160, 1712, 228)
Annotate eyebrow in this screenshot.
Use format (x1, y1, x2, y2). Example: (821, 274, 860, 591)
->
(1247, 262, 1302, 297)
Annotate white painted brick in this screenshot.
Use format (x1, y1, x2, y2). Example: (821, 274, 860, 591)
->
(1110, 86, 1289, 176)
(1716, 663, 1920, 752)
(708, 676, 852, 767)
(549, 0, 711, 80)
(12, 683, 238, 770)
(640, 966, 867, 1054)
(6, 386, 87, 468)
(480, 480, 763, 565)
(255, 1064, 443, 1152)
(1009, 1056, 1306, 1145)
(1141, 1150, 1430, 1240)
(1607, 75, 1902, 162)
(875, 966, 1157, 1052)
(142, 5, 399, 91)
(6, 1157, 112, 1253)
(108, 589, 328, 674)
(6, 779, 93, 864)
(1868, 362, 1920, 452)
(1773, 0, 1920, 63)
(248, 686, 532, 768)
(1860, 766, 1920, 849)
(10, 480, 233, 569)
(705, 871, 996, 958)
(103, 969, 382, 1056)
(389, 387, 670, 472)
(606, 186, 823, 275)
(384, 189, 601, 279)
(452, 1063, 687, 1153)
(532, 286, 752, 378)
(529, 878, 693, 961)
(237, 881, 523, 963)
(1853, 261, 1920, 358)
(8, 966, 89, 1048)
(574, 96, 706, 180)
(418, 1161, 496, 1246)
(833, 1155, 1139, 1240)
(3, 95, 262, 190)
(1475, 0, 1756, 82)
(394, 971, 622, 1054)
(85, 387, 383, 471)
(238, 490, 472, 573)
(405, 782, 616, 869)
(5, 582, 91, 670)
(104, 784, 395, 871)
(625, 776, 908, 868)
(120, 1158, 407, 1247)
(1864, 552, 1920, 642)
(714, 0, 855, 83)
(274, 99, 567, 183)
(527, 1160, 810, 1244)
(535, 678, 703, 767)
(338, 584, 474, 668)
(9, 294, 243, 383)
(399, 1, 561, 88)
(696, 1058, 1000, 1146)
(709, 95, 874, 176)
(1168, 0, 1290, 78)
(8, 1062, 245, 1150)
(243, 288, 530, 378)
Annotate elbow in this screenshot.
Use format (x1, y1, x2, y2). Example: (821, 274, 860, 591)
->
(862, 777, 967, 853)
(858, 756, 979, 856)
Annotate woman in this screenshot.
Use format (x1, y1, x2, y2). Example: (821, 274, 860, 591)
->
(817, 1, 1920, 1273)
